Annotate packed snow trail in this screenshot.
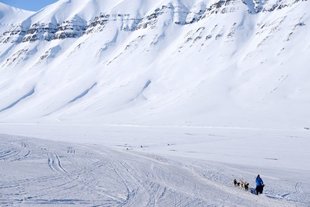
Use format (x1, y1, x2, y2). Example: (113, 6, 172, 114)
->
(0, 135, 308, 206)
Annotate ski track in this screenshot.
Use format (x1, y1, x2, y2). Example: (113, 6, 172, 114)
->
(0, 135, 309, 207)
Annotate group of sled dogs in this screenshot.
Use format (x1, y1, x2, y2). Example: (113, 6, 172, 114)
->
(233, 179, 264, 195)
(233, 179, 249, 191)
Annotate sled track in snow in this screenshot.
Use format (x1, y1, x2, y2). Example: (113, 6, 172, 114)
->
(0, 135, 309, 206)
(0, 141, 30, 161)
(47, 153, 68, 174)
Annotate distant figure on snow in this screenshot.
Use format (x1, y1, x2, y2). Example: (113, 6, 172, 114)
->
(255, 174, 264, 195)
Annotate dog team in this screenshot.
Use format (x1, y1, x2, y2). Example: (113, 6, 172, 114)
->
(234, 174, 264, 195)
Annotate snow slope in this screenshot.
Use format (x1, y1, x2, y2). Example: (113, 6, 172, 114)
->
(0, 134, 309, 206)
(0, 0, 309, 129)
(0, 2, 33, 32)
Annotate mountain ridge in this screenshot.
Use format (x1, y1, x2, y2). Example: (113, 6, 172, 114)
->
(0, 0, 309, 129)
(0, 2, 33, 30)
(1, 0, 306, 43)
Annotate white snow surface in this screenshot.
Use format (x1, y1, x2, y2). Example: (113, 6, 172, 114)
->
(0, 2, 33, 22)
(0, 132, 309, 206)
(0, 3, 33, 33)
(0, 0, 310, 206)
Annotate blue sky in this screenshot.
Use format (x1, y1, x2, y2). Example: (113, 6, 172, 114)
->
(0, 0, 57, 11)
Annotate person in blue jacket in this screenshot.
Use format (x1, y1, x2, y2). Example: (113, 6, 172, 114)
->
(255, 174, 264, 195)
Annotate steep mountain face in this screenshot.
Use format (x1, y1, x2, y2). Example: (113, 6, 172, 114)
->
(0, 0, 309, 128)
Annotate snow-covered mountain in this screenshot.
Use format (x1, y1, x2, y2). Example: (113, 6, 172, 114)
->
(0, 2, 34, 32)
(0, 0, 309, 129)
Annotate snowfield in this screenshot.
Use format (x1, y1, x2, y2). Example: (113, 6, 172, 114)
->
(0, 126, 309, 206)
(1, 0, 310, 206)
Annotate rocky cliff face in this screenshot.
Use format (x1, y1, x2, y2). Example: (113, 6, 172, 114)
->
(0, 0, 306, 44)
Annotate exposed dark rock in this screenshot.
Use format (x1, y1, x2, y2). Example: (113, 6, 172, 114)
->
(0, 0, 306, 44)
